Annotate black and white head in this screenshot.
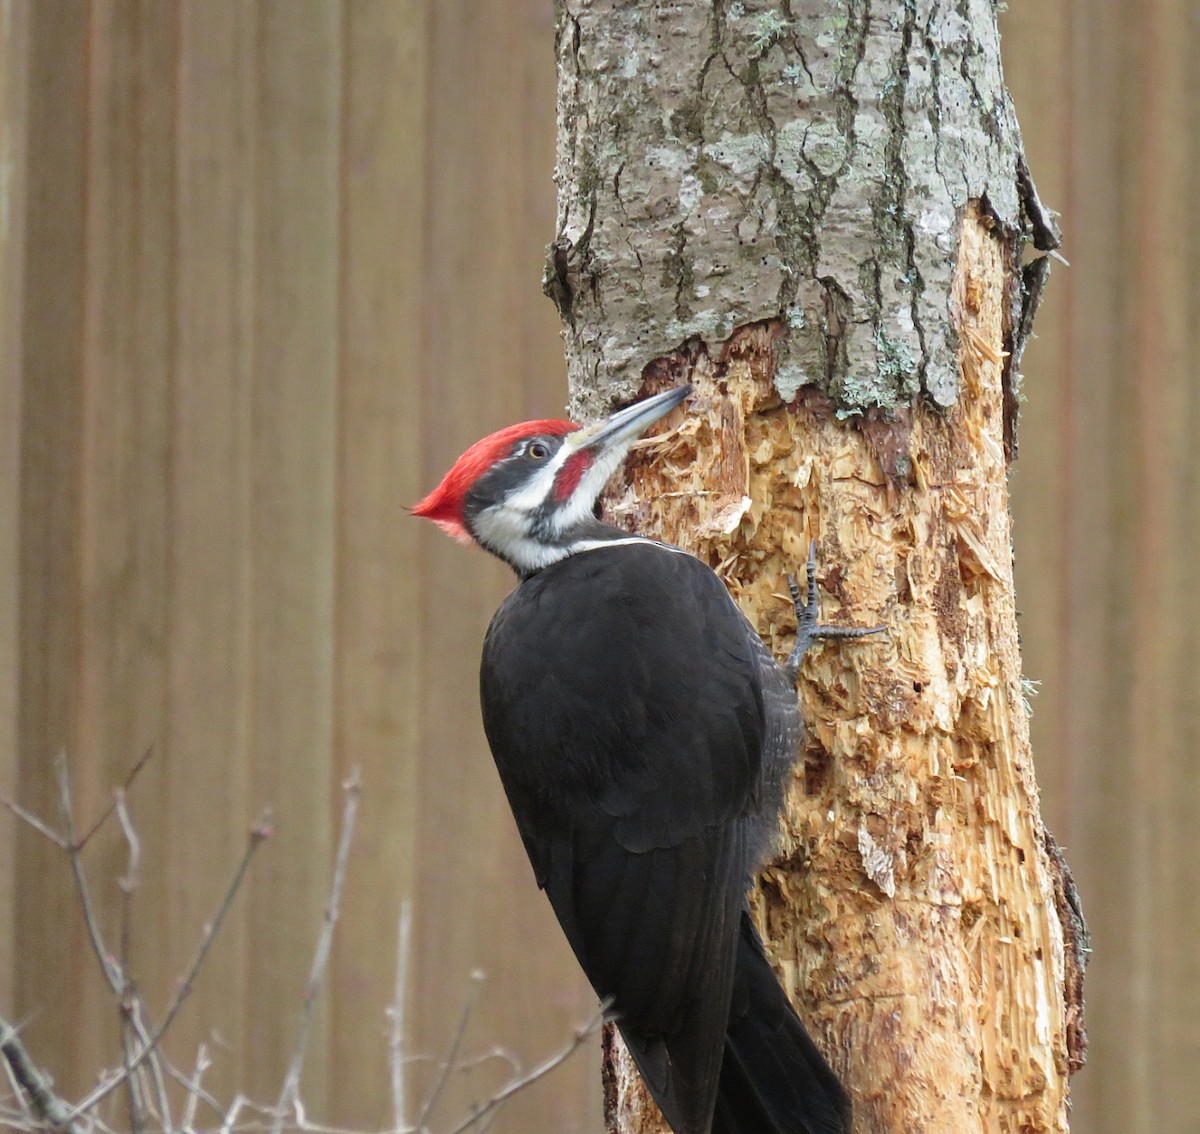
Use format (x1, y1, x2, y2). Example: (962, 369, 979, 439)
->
(413, 385, 691, 575)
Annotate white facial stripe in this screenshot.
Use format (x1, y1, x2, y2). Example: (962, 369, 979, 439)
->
(546, 445, 627, 535)
(470, 505, 690, 573)
(565, 537, 690, 557)
(501, 443, 574, 515)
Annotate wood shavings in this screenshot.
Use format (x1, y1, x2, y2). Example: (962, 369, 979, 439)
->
(858, 824, 897, 898)
(698, 495, 752, 537)
(963, 323, 1008, 365)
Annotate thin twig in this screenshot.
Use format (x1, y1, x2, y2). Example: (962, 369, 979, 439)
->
(451, 1046, 521, 1079)
(180, 1043, 211, 1132)
(127, 994, 173, 1132)
(0, 1012, 84, 1133)
(115, 789, 152, 1134)
(0, 1027, 24, 1102)
(119, 1023, 145, 1134)
(440, 1004, 608, 1134)
(156, 810, 273, 1044)
(64, 809, 273, 1121)
(115, 791, 142, 899)
(55, 753, 125, 997)
(169, 1042, 224, 1129)
(54, 755, 164, 1131)
(413, 971, 487, 1134)
(273, 771, 362, 1132)
(387, 899, 413, 1133)
(5, 765, 601, 1134)
(76, 747, 156, 850)
(220, 1092, 247, 1134)
(0, 794, 68, 848)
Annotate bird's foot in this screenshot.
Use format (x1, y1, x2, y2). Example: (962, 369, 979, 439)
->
(784, 541, 886, 682)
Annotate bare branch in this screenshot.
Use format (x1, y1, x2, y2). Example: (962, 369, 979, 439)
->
(273, 771, 362, 1131)
(114, 789, 154, 1134)
(76, 747, 155, 850)
(53, 756, 165, 1131)
(388, 899, 413, 1133)
(115, 791, 142, 896)
(450, 1046, 521, 1080)
(120, 1022, 147, 1134)
(180, 1043, 212, 1132)
(440, 1004, 608, 1134)
(0, 794, 68, 849)
(54, 753, 127, 1001)
(158, 809, 273, 1038)
(125, 994, 173, 1133)
(5, 766, 597, 1134)
(220, 1092, 247, 1134)
(414, 970, 487, 1134)
(169, 1042, 224, 1130)
(65, 809, 273, 1121)
(0, 1012, 84, 1134)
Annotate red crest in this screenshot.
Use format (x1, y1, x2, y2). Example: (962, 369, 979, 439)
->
(412, 419, 578, 543)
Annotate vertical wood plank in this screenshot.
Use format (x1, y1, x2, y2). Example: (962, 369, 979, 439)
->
(1161, 41, 1200, 1115)
(1127, 4, 1197, 1128)
(165, 0, 256, 1100)
(244, 0, 341, 1111)
(73, 0, 178, 1087)
(1006, 2, 1200, 1131)
(0, 0, 30, 1015)
(411, 1, 598, 1131)
(1010, 0, 1140, 1125)
(13, 0, 89, 1087)
(999, 2, 1072, 830)
(1166, 21, 1200, 1122)
(330, 1, 429, 1122)
(1054, 5, 1148, 1129)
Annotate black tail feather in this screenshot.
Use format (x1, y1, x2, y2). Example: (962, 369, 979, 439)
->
(711, 913, 851, 1134)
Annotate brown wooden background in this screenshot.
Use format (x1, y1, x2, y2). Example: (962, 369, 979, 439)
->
(0, 3, 1194, 1133)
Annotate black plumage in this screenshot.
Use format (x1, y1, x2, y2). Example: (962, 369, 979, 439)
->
(413, 385, 858, 1134)
(480, 541, 850, 1134)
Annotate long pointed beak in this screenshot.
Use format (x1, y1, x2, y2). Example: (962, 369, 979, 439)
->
(567, 385, 692, 455)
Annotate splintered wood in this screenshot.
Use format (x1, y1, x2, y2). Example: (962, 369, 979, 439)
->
(603, 204, 1074, 1134)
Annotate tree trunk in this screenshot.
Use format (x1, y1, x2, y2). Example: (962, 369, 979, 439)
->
(547, 4, 1086, 1134)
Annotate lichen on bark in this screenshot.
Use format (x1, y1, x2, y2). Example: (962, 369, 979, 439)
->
(548, 0, 1029, 417)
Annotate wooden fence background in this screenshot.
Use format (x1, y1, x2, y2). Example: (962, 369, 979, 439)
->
(0, 2, 1195, 1133)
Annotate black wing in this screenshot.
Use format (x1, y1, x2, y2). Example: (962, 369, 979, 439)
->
(479, 541, 799, 1134)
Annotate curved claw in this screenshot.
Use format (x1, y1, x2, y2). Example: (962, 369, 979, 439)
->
(784, 541, 886, 682)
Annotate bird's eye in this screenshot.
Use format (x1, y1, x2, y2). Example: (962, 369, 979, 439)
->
(527, 441, 550, 461)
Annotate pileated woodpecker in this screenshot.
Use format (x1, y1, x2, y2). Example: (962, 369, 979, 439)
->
(414, 385, 873, 1134)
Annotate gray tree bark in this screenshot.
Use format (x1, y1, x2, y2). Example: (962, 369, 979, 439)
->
(547, 3, 1084, 1134)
